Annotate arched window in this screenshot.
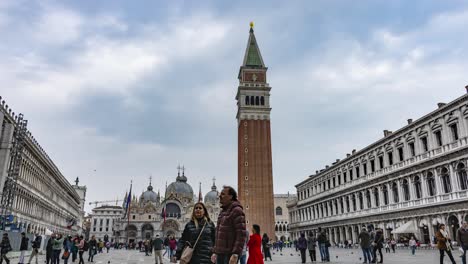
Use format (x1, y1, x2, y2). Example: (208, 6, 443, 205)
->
(351, 195, 356, 211)
(276, 206, 283, 216)
(245, 96, 250, 105)
(340, 198, 344, 213)
(373, 188, 380, 207)
(382, 185, 389, 205)
(414, 176, 422, 199)
(255, 96, 260, 105)
(366, 190, 371, 208)
(403, 179, 410, 201)
(441, 168, 452, 193)
(346, 196, 350, 212)
(261, 96, 265, 105)
(358, 193, 364, 209)
(392, 182, 399, 203)
(427, 172, 436, 196)
(275, 225, 278, 231)
(458, 163, 468, 190)
(333, 200, 338, 215)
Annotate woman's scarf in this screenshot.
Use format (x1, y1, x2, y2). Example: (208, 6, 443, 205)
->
(440, 229, 451, 251)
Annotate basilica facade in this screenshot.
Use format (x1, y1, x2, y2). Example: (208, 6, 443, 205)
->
(289, 88, 468, 245)
(113, 171, 220, 243)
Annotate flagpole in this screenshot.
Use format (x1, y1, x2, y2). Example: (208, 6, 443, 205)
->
(126, 180, 132, 246)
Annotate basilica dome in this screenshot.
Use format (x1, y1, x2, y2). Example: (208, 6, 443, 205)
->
(140, 185, 159, 203)
(204, 182, 219, 204)
(167, 173, 194, 200)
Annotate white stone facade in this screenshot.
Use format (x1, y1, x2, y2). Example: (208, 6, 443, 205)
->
(289, 91, 468, 245)
(89, 205, 123, 241)
(274, 194, 296, 241)
(0, 99, 82, 235)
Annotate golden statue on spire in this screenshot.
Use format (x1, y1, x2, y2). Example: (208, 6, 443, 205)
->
(250, 21, 254, 28)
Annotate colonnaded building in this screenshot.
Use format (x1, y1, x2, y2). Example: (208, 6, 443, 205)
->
(288, 88, 468, 245)
(0, 97, 85, 234)
(110, 170, 221, 243)
(274, 194, 296, 241)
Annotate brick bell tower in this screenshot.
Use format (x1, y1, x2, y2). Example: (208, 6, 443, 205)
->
(236, 22, 275, 239)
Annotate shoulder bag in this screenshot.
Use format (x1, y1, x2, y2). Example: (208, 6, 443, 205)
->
(180, 222, 207, 264)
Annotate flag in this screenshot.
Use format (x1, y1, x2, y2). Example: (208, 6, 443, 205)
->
(123, 181, 132, 219)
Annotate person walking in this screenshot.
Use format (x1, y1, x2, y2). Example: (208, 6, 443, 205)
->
(359, 227, 372, 264)
(239, 230, 249, 264)
(52, 234, 64, 264)
(408, 237, 417, 256)
(168, 236, 177, 259)
(261, 234, 272, 261)
(211, 186, 247, 264)
(458, 221, 468, 264)
(436, 224, 456, 264)
(175, 202, 216, 264)
(307, 232, 317, 263)
(317, 231, 329, 262)
(28, 234, 42, 264)
(152, 234, 164, 264)
(384, 239, 390, 253)
(88, 236, 97, 262)
(246, 225, 263, 264)
(0, 233, 11, 264)
(371, 229, 383, 263)
(71, 236, 78, 262)
(297, 233, 307, 264)
(163, 235, 170, 258)
(19, 232, 29, 264)
(390, 238, 396, 253)
(46, 235, 54, 264)
(77, 236, 85, 264)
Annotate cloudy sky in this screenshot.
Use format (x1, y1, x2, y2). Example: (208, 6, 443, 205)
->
(1, 1, 468, 213)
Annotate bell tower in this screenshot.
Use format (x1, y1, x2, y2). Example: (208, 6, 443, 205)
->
(236, 22, 275, 239)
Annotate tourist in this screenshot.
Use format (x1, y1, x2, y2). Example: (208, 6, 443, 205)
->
(211, 186, 247, 264)
(458, 221, 468, 264)
(384, 239, 390, 253)
(246, 224, 263, 264)
(297, 233, 307, 263)
(46, 234, 54, 264)
(359, 227, 372, 263)
(29, 233, 42, 264)
(144, 239, 150, 256)
(175, 202, 215, 264)
(436, 224, 456, 264)
(239, 230, 249, 264)
(88, 235, 97, 262)
(390, 237, 396, 253)
(163, 235, 170, 258)
(19, 232, 28, 264)
(307, 232, 317, 262)
(62, 236, 72, 264)
(152, 234, 164, 264)
(71, 236, 79, 262)
(261, 234, 272, 261)
(77, 236, 85, 264)
(317, 231, 330, 262)
(52, 233, 64, 264)
(168, 236, 177, 258)
(409, 236, 417, 255)
(371, 228, 383, 263)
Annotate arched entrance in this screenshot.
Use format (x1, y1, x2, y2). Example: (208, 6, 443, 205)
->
(142, 223, 154, 240)
(448, 215, 459, 241)
(126, 225, 138, 244)
(161, 219, 180, 238)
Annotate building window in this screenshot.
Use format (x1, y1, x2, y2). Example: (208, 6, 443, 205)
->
(378, 156, 384, 169)
(99, 228, 102, 232)
(100, 219, 103, 226)
(93, 228, 96, 232)
(450, 123, 459, 141)
(106, 219, 109, 226)
(105, 228, 108, 232)
(398, 147, 404, 162)
(409, 142, 415, 157)
(392, 182, 399, 203)
(349, 169, 353, 181)
(148, 215, 151, 219)
(332, 177, 336, 188)
(421, 136, 429, 152)
(346, 197, 350, 212)
(245, 96, 250, 105)
(132, 215, 136, 220)
(351, 195, 356, 211)
(340, 199, 344, 213)
(370, 160, 375, 172)
(343, 172, 347, 183)
(434, 130, 443, 147)
(427, 172, 436, 196)
(414, 176, 422, 199)
(337, 175, 341, 185)
(358, 193, 363, 209)
(388, 152, 393, 166)
(458, 163, 468, 190)
(366, 190, 371, 208)
(255, 96, 260, 105)
(261, 96, 265, 106)
(356, 167, 361, 178)
(93, 219, 97, 226)
(276, 206, 283, 216)
(441, 168, 452, 193)
(402, 179, 410, 201)
(382, 185, 389, 205)
(373, 188, 380, 207)
(362, 164, 367, 176)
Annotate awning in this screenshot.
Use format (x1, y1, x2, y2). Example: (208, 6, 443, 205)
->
(391, 220, 418, 234)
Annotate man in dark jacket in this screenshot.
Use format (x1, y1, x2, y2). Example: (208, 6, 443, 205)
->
(46, 234, 54, 264)
(307, 232, 316, 262)
(458, 221, 468, 264)
(152, 234, 164, 264)
(359, 227, 372, 264)
(19, 232, 28, 264)
(211, 186, 246, 264)
(28, 234, 41, 264)
(297, 233, 307, 263)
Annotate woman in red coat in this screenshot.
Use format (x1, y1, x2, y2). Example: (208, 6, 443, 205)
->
(247, 224, 264, 264)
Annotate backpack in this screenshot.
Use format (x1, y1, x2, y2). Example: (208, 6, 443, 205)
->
(83, 241, 89, 251)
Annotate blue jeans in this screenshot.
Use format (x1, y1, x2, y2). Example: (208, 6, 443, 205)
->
(362, 247, 372, 263)
(319, 243, 329, 261)
(411, 245, 416, 255)
(461, 246, 467, 264)
(239, 253, 246, 264)
(216, 254, 231, 264)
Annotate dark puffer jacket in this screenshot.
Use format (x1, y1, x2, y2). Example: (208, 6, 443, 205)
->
(176, 218, 216, 264)
(213, 201, 246, 255)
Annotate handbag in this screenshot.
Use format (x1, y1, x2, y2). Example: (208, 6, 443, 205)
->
(62, 250, 70, 259)
(180, 222, 207, 264)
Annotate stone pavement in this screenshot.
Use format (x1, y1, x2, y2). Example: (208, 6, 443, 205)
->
(11, 247, 464, 264)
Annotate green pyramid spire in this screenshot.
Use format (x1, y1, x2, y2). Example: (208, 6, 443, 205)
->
(242, 23, 265, 67)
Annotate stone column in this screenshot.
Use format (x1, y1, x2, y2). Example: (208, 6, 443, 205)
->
(370, 189, 376, 208)
(421, 173, 428, 198)
(449, 164, 459, 193)
(387, 183, 394, 204)
(434, 169, 443, 196)
(397, 180, 404, 203)
(378, 185, 385, 207)
(409, 176, 416, 200)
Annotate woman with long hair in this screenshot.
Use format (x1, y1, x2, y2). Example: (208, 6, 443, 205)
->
(436, 224, 456, 264)
(247, 224, 264, 264)
(175, 202, 216, 264)
(261, 234, 272, 261)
